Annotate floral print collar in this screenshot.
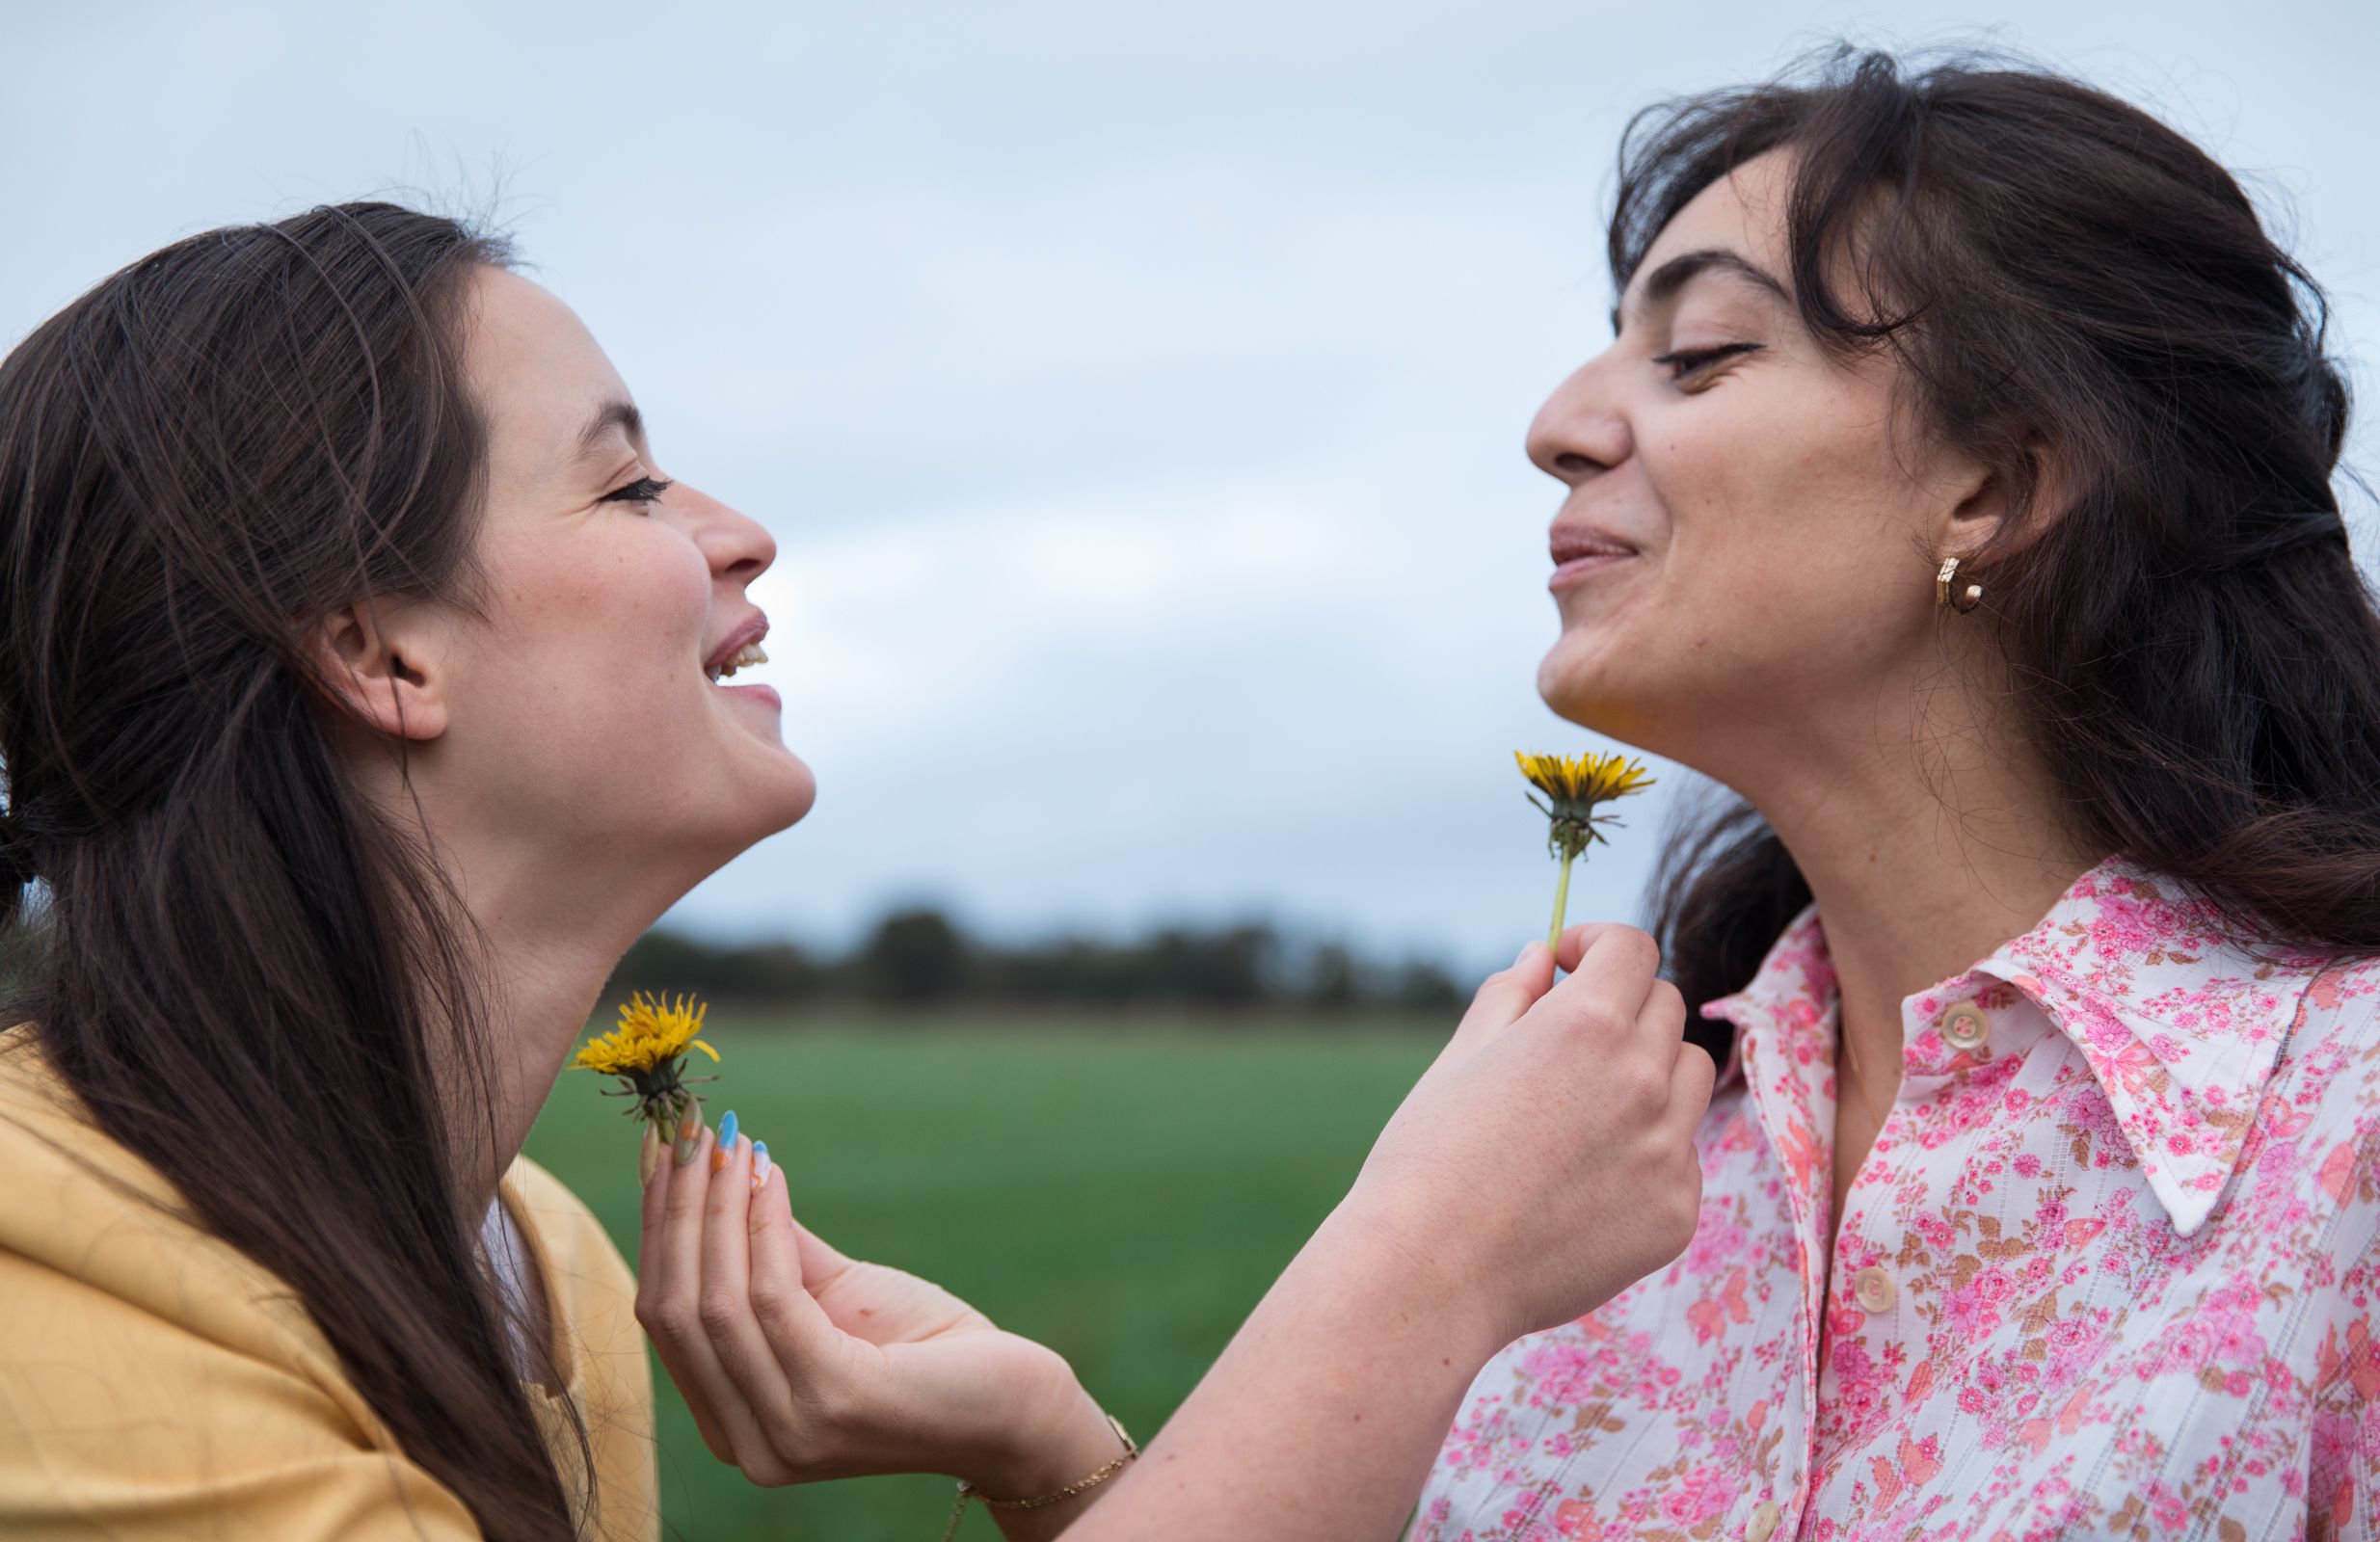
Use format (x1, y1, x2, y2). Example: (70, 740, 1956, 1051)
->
(1699, 850, 2333, 1238)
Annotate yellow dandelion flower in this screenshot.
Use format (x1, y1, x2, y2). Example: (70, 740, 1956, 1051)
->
(572, 991, 721, 1140)
(1514, 750, 1656, 948)
(1515, 750, 1657, 813)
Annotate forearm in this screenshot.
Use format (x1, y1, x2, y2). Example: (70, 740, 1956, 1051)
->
(1046, 1203, 1505, 1542)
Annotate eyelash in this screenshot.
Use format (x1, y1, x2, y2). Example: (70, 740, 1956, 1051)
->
(1651, 343, 1764, 381)
(602, 476, 675, 508)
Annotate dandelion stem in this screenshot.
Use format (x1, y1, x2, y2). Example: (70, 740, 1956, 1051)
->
(1547, 849, 1575, 951)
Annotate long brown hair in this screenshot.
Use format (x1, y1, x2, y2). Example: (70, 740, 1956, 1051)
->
(1615, 47, 2380, 1057)
(0, 203, 592, 1538)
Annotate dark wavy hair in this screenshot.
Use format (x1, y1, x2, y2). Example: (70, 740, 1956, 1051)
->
(0, 204, 593, 1538)
(1619, 47, 2380, 1057)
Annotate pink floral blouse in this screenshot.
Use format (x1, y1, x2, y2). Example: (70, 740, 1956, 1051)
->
(1414, 853, 2380, 1542)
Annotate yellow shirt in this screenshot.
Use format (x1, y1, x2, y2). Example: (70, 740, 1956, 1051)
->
(0, 1024, 660, 1540)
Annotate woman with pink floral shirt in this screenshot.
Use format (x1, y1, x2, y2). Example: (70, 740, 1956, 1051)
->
(1413, 43, 2380, 1542)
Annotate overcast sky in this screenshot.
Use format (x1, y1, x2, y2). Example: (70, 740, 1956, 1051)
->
(8, 1, 2374, 972)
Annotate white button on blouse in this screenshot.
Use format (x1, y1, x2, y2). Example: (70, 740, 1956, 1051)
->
(1940, 1000, 1991, 1050)
(1852, 1264, 1896, 1315)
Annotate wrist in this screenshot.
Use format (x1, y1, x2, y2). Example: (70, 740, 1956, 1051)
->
(972, 1374, 1125, 1502)
(1319, 1190, 1513, 1370)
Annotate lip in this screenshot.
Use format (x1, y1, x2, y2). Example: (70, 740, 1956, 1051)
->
(1548, 522, 1639, 591)
(703, 612, 769, 678)
(717, 681, 781, 712)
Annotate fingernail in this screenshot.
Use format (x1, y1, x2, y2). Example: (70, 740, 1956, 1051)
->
(638, 1125, 660, 1185)
(674, 1111, 703, 1168)
(1515, 942, 1535, 966)
(711, 1130, 740, 1175)
(751, 1141, 772, 1190)
(717, 1109, 738, 1149)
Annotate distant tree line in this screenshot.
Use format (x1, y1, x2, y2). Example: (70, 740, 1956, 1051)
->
(0, 902, 1467, 1021)
(615, 907, 1465, 1016)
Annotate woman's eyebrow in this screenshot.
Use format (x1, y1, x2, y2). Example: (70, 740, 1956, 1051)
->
(571, 399, 645, 469)
(1610, 248, 1794, 334)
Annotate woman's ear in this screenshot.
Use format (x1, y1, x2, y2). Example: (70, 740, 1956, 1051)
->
(1938, 437, 2071, 563)
(305, 598, 451, 742)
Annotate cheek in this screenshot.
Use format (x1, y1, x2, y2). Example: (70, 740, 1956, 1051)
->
(1665, 375, 1916, 599)
(1552, 376, 1927, 717)
(476, 520, 710, 735)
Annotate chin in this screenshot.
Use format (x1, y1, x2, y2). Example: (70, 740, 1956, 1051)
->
(1536, 630, 1613, 725)
(679, 752, 819, 863)
(1536, 640, 1671, 749)
(751, 755, 819, 837)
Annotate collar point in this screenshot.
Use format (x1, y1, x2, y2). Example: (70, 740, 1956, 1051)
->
(2147, 1168, 2232, 1240)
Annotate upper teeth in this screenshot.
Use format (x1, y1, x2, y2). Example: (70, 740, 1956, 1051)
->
(709, 642, 767, 682)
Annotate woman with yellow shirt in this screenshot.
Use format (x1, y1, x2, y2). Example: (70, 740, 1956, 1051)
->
(0, 205, 1705, 1538)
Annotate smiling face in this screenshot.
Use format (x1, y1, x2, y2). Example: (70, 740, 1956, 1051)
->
(423, 266, 815, 882)
(1528, 149, 1997, 773)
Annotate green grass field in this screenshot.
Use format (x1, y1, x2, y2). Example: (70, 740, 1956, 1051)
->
(521, 1014, 1440, 1541)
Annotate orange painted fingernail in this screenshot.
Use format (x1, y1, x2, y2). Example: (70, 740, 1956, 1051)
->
(674, 1111, 703, 1168)
(711, 1134, 735, 1174)
(638, 1125, 661, 1185)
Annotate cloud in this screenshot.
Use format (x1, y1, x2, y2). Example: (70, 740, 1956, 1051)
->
(8, 0, 2374, 971)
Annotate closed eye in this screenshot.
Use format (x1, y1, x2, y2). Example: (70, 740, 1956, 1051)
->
(1650, 343, 1764, 381)
(602, 475, 675, 508)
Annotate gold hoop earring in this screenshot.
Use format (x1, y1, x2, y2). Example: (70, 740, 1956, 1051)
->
(1935, 555, 1983, 613)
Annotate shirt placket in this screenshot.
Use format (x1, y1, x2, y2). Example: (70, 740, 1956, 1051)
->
(1811, 1034, 1936, 1513)
(1812, 980, 2015, 1526)
(1725, 996, 1843, 1542)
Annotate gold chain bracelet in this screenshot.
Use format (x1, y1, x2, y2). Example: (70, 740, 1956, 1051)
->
(939, 1413, 1137, 1540)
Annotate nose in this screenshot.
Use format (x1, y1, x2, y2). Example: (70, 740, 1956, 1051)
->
(676, 484, 776, 590)
(1525, 356, 1630, 488)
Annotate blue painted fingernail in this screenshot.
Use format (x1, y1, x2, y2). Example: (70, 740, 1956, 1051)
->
(718, 1109, 738, 1148)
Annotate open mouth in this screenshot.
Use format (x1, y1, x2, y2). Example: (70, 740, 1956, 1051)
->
(707, 642, 767, 684)
(703, 613, 771, 684)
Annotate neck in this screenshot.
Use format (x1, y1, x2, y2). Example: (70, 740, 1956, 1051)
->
(1696, 657, 2101, 1104)
(448, 869, 655, 1220)
(356, 771, 693, 1226)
